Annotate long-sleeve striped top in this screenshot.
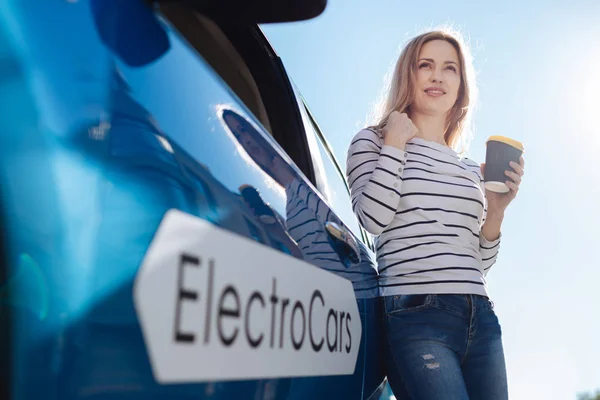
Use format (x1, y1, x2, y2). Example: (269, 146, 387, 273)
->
(346, 128, 501, 297)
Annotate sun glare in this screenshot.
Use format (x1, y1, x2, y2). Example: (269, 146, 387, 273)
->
(580, 76, 600, 138)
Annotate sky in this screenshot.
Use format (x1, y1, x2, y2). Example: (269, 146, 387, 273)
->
(262, 0, 600, 398)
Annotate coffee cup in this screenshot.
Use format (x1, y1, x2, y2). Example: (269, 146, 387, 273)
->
(484, 136, 524, 193)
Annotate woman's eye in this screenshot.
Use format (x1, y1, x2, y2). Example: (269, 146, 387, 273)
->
(418, 63, 431, 69)
(445, 66, 457, 72)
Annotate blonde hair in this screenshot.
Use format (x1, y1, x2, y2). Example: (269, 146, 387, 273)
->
(370, 28, 477, 152)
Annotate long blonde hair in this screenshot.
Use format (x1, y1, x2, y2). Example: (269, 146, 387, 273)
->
(371, 29, 477, 152)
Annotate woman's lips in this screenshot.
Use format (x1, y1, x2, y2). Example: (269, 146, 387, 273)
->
(424, 88, 445, 97)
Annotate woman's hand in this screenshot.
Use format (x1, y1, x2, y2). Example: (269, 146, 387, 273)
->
(480, 156, 524, 241)
(270, 155, 296, 186)
(481, 155, 525, 219)
(382, 111, 418, 150)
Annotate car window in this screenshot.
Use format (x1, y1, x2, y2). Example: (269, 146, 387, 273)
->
(294, 95, 364, 242)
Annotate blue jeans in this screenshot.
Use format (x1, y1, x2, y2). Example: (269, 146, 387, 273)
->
(382, 294, 508, 400)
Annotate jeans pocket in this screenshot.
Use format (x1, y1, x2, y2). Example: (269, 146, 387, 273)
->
(484, 298, 495, 312)
(386, 294, 432, 315)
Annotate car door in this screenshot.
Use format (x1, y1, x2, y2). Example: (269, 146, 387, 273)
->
(0, 1, 381, 399)
(291, 90, 386, 399)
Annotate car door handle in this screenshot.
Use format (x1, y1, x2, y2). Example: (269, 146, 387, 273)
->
(325, 221, 361, 266)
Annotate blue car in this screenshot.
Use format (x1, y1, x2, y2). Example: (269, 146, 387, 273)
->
(0, 0, 389, 398)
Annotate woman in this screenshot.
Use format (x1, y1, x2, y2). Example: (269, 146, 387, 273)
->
(346, 30, 524, 399)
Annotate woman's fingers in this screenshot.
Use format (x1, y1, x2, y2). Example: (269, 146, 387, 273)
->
(505, 170, 521, 185)
(509, 160, 524, 177)
(505, 180, 519, 193)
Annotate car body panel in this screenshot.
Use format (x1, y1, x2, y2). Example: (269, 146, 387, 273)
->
(0, 0, 385, 398)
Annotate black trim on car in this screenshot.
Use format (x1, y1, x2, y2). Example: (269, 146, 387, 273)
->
(302, 100, 349, 194)
(224, 25, 317, 185)
(301, 100, 374, 248)
(163, 0, 327, 25)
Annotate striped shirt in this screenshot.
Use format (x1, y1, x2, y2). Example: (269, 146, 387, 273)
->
(284, 178, 379, 298)
(346, 128, 501, 297)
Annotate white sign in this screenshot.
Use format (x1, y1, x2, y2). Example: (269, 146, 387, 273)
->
(134, 209, 362, 383)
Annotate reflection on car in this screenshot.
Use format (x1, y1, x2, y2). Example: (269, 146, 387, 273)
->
(0, 0, 387, 399)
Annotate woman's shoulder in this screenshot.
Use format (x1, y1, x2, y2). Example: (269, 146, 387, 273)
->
(349, 127, 384, 149)
(460, 156, 483, 179)
(461, 156, 480, 168)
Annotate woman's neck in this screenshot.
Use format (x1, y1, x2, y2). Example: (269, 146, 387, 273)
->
(409, 112, 448, 145)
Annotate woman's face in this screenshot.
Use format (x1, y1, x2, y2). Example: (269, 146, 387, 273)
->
(411, 39, 462, 117)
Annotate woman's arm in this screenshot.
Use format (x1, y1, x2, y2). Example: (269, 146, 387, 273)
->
(478, 156, 525, 275)
(284, 178, 334, 227)
(481, 211, 503, 241)
(346, 112, 418, 235)
(480, 211, 503, 276)
(346, 129, 408, 235)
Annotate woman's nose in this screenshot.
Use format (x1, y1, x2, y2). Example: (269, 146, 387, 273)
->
(431, 68, 443, 83)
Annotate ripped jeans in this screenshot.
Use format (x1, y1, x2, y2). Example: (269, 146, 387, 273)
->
(382, 294, 508, 400)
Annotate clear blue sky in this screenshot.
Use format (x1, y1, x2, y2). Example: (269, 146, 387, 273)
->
(262, 0, 600, 398)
